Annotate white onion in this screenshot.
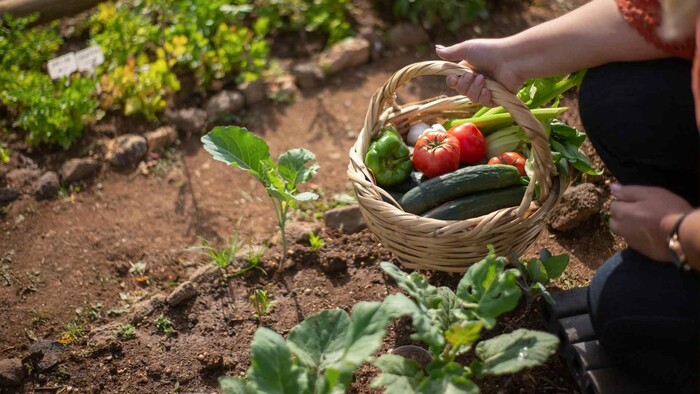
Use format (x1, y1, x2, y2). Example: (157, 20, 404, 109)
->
(406, 122, 430, 146)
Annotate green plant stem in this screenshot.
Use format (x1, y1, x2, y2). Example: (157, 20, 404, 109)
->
(272, 198, 289, 263)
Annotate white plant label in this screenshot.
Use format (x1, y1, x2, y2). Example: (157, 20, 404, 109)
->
(76, 45, 105, 72)
(47, 53, 78, 80)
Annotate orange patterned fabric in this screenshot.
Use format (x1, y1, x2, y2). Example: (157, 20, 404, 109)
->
(616, 0, 695, 60)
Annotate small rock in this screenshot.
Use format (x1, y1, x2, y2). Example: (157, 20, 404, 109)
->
(205, 90, 245, 120)
(33, 171, 59, 200)
(60, 158, 101, 183)
(164, 107, 208, 135)
(29, 341, 65, 373)
(197, 352, 224, 371)
(0, 358, 25, 387)
(6, 168, 42, 188)
(0, 187, 20, 204)
(189, 264, 220, 284)
(107, 134, 148, 167)
(268, 75, 298, 103)
(239, 80, 266, 106)
(145, 126, 178, 153)
(386, 23, 430, 48)
(166, 281, 197, 307)
(292, 61, 325, 90)
(130, 294, 166, 324)
(548, 183, 604, 232)
(324, 205, 367, 234)
(88, 323, 123, 352)
(319, 37, 370, 75)
(272, 221, 322, 245)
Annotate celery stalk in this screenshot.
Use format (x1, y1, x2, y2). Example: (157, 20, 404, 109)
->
(444, 107, 568, 134)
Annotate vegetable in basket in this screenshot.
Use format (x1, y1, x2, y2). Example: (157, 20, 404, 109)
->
(488, 152, 527, 176)
(446, 122, 487, 164)
(412, 129, 460, 178)
(365, 125, 413, 186)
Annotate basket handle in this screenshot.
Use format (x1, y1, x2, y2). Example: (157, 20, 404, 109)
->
(360, 60, 557, 215)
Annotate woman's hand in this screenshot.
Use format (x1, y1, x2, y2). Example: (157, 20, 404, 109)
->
(436, 39, 524, 107)
(610, 183, 694, 262)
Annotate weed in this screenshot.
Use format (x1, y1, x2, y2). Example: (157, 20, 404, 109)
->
(250, 289, 275, 322)
(30, 309, 49, 326)
(59, 322, 87, 345)
(76, 302, 103, 323)
(117, 323, 136, 340)
(155, 313, 174, 335)
(197, 234, 241, 269)
(129, 261, 148, 276)
(308, 231, 325, 252)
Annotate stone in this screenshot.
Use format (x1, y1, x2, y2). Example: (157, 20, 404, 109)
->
(197, 352, 224, 371)
(107, 134, 148, 167)
(268, 75, 298, 103)
(189, 264, 220, 284)
(0, 187, 20, 204)
(60, 158, 101, 183)
(239, 80, 266, 106)
(205, 90, 245, 120)
(145, 126, 178, 152)
(324, 205, 367, 234)
(164, 107, 208, 136)
(32, 171, 59, 200)
(386, 23, 430, 48)
(319, 37, 370, 75)
(5, 168, 41, 188)
(29, 341, 65, 372)
(548, 183, 605, 232)
(130, 294, 166, 324)
(292, 60, 325, 90)
(88, 322, 122, 352)
(166, 281, 197, 307)
(0, 358, 24, 387)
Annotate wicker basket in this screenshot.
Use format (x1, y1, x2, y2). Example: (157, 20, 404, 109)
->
(348, 61, 565, 272)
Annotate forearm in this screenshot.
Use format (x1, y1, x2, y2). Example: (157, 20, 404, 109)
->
(502, 0, 668, 80)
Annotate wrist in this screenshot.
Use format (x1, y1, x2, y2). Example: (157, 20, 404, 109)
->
(491, 37, 527, 92)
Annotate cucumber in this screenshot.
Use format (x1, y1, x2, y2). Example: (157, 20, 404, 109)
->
(386, 171, 428, 194)
(399, 164, 522, 215)
(422, 186, 527, 220)
(382, 190, 405, 204)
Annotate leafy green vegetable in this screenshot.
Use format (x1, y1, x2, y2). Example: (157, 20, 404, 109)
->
(472, 329, 559, 377)
(512, 248, 570, 309)
(202, 125, 318, 265)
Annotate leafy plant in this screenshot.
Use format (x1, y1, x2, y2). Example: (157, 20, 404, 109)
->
(155, 313, 174, 335)
(373, 250, 559, 393)
(198, 234, 242, 269)
(117, 323, 137, 339)
(0, 13, 62, 70)
(308, 231, 325, 252)
(59, 322, 88, 345)
(392, 0, 486, 33)
(202, 126, 319, 263)
(250, 289, 275, 322)
(511, 248, 570, 310)
(220, 248, 559, 393)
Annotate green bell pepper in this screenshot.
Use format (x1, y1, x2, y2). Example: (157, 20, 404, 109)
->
(365, 126, 413, 186)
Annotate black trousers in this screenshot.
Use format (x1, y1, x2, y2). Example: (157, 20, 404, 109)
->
(580, 58, 700, 392)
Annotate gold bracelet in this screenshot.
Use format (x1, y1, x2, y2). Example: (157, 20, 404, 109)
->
(668, 212, 691, 271)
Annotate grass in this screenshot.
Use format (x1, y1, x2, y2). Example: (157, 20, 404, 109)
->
(155, 313, 174, 335)
(59, 322, 87, 345)
(250, 289, 275, 323)
(309, 231, 325, 251)
(116, 323, 136, 339)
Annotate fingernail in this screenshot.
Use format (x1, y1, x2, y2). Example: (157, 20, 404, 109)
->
(447, 76, 457, 85)
(435, 44, 445, 50)
(464, 73, 473, 81)
(610, 183, 622, 195)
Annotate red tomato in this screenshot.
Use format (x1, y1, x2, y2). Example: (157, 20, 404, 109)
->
(413, 131, 461, 178)
(447, 123, 486, 164)
(488, 152, 527, 175)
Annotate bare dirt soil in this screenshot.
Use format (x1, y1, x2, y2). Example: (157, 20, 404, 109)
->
(0, 0, 628, 392)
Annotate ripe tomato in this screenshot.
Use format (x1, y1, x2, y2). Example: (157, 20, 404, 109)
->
(487, 152, 527, 175)
(447, 123, 486, 164)
(413, 131, 461, 178)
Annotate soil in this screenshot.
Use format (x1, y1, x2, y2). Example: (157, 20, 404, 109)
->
(0, 0, 627, 392)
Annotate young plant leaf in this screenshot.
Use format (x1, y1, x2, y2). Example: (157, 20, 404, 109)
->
(419, 361, 479, 394)
(381, 293, 445, 353)
(201, 126, 274, 179)
(541, 254, 569, 279)
(278, 148, 319, 189)
(249, 328, 309, 394)
(445, 321, 483, 355)
(473, 329, 559, 377)
(220, 377, 257, 394)
(371, 354, 424, 393)
(526, 258, 549, 285)
(287, 309, 349, 370)
(380, 262, 441, 308)
(455, 251, 521, 329)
